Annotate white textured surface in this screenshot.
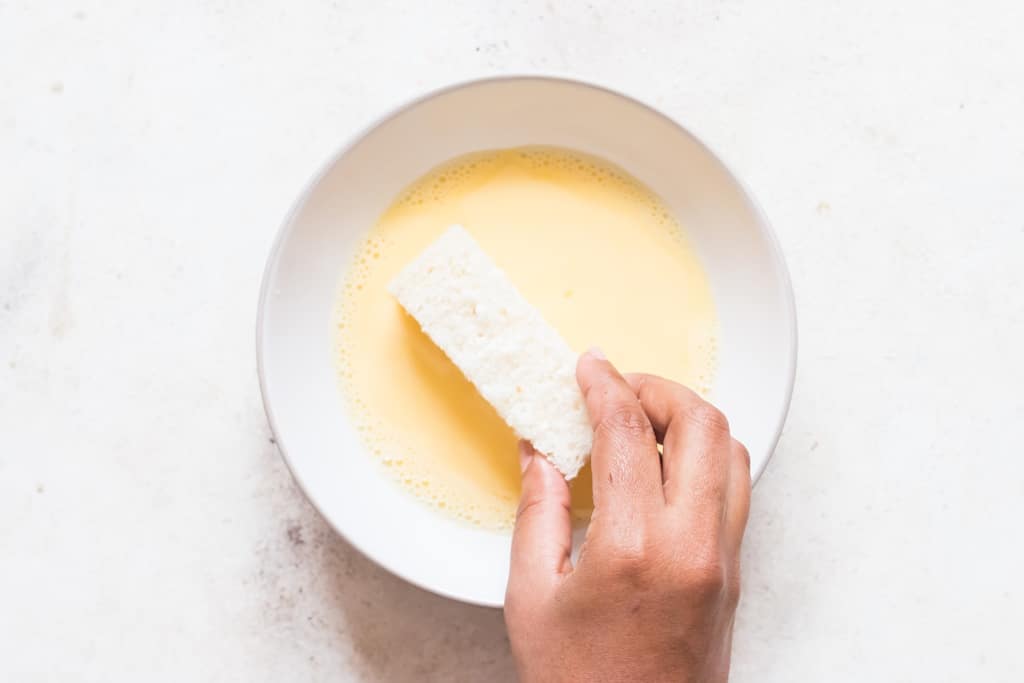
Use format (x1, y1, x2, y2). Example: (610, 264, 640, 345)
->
(2, 1, 1023, 681)
(389, 226, 592, 479)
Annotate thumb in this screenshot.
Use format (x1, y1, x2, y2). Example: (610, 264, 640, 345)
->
(508, 441, 573, 593)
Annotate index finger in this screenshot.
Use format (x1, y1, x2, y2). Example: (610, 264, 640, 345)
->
(577, 350, 664, 513)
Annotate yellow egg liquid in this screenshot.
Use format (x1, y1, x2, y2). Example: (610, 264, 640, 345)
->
(335, 147, 718, 530)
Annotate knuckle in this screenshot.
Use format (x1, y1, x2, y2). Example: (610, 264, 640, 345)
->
(632, 374, 657, 402)
(597, 403, 650, 441)
(684, 403, 730, 438)
(515, 494, 544, 522)
(515, 484, 571, 527)
(599, 529, 656, 583)
(514, 464, 553, 521)
(733, 439, 751, 467)
(683, 556, 728, 601)
(607, 547, 652, 584)
(516, 491, 561, 524)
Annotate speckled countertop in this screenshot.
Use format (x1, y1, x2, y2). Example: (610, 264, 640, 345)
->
(2, 1, 1023, 681)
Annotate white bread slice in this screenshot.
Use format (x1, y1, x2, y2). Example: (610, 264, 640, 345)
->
(388, 225, 592, 480)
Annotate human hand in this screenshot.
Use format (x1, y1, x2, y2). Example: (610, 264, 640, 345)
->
(505, 350, 751, 683)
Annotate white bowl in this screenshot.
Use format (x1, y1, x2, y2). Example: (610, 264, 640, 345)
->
(257, 76, 797, 607)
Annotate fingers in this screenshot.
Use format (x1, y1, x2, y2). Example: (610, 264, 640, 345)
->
(577, 350, 663, 513)
(624, 373, 733, 523)
(509, 441, 573, 595)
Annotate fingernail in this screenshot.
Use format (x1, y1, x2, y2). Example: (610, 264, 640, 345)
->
(518, 441, 532, 473)
(587, 346, 606, 360)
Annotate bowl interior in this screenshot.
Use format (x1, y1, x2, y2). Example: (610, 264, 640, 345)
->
(258, 77, 796, 607)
